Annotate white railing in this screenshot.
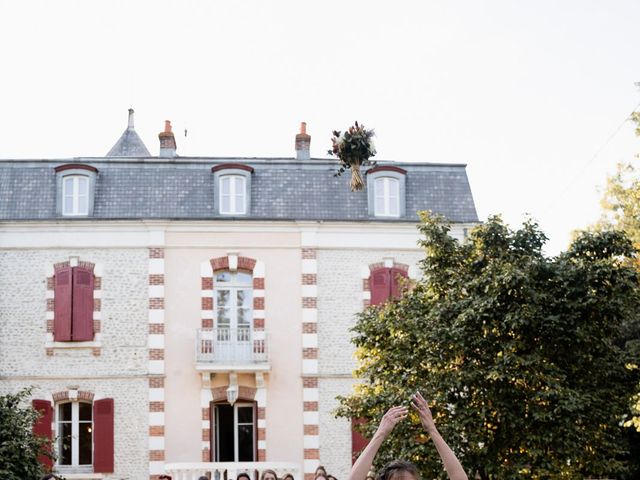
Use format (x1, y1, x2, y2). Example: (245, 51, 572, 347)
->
(165, 461, 301, 480)
(196, 328, 269, 365)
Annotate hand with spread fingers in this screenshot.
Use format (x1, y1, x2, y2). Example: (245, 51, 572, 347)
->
(411, 391, 436, 433)
(377, 405, 408, 437)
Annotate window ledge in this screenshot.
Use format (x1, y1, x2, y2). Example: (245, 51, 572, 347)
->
(55, 474, 103, 479)
(47, 340, 101, 349)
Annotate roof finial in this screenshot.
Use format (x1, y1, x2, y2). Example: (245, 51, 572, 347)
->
(128, 108, 135, 129)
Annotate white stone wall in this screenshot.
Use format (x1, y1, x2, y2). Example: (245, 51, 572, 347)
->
(0, 249, 148, 376)
(0, 378, 148, 480)
(316, 248, 424, 478)
(0, 248, 149, 479)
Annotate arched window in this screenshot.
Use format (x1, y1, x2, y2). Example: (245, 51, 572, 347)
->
(214, 271, 253, 361)
(374, 177, 400, 217)
(57, 401, 93, 467)
(62, 175, 90, 216)
(220, 175, 247, 215)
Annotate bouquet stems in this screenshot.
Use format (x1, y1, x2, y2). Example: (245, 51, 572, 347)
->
(350, 161, 364, 192)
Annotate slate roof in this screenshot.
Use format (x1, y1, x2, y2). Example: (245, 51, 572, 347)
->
(0, 158, 478, 223)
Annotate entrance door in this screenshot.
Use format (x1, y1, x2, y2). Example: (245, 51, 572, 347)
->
(213, 402, 256, 461)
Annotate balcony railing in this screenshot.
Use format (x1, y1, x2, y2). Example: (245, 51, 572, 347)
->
(165, 461, 301, 480)
(196, 327, 269, 370)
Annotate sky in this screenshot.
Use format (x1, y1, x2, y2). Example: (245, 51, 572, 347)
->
(1, 0, 639, 254)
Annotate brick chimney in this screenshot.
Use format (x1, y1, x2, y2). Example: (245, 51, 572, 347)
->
(295, 122, 311, 160)
(158, 120, 177, 158)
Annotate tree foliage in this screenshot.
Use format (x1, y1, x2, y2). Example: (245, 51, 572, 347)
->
(337, 213, 640, 479)
(0, 388, 51, 480)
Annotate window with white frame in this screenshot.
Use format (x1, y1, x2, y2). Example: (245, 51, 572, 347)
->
(62, 175, 90, 216)
(57, 401, 93, 468)
(214, 402, 255, 461)
(374, 177, 400, 217)
(214, 271, 253, 358)
(219, 175, 247, 215)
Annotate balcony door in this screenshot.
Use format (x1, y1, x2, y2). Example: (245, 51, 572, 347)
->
(213, 402, 256, 461)
(215, 271, 253, 363)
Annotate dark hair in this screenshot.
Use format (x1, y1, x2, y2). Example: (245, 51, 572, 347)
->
(260, 469, 278, 480)
(377, 460, 419, 480)
(315, 466, 327, 476)
(40, 475, 59, 480)
(237, 474, 252, 480)
(282, 474, 295, 480)
(199, 476, 210, 480)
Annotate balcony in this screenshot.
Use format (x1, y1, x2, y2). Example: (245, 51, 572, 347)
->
(196, 327, 270, 373)
(165, 461, 301, 480)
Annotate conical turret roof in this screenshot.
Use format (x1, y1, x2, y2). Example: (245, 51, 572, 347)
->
(106, 109, 151, 157)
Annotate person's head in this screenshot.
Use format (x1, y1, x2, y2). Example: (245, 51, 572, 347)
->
(40, 475, 59, 480)
(315, 475, 328, 480)
(314, 467, 327, 477)
(159, 476, 172, 480)
(199, 476, 210, 480)
(282, 474, 295, 480)
(238, 473, 252, 480)
(377, 460, 419, 480)
(261, 469, 278, 480)
(327, 475, 338, 480)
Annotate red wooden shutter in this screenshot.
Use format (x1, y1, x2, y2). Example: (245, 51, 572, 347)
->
(351, 418, 369, 464)
(72, 266, 94, 341)
(390, 268, 408, 300)
(54, 266, 73, 341)
(370, 268, 391, 305)
(32, 399, 53, 470)
(93, 398, 114, 473)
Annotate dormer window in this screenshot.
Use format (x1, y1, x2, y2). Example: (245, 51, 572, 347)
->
(367, 166, 407, 218)
(55, 164, 98, 217)
(220, 175, 246, 215)
(212, 164, 254, 216)
(63, 175, 89, 215)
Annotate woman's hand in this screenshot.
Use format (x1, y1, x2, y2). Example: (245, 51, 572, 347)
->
(376, 405, 408, 438)
(411, 392, 436, 433)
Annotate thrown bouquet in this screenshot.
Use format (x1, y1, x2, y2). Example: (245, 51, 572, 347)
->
(328, 121, 376, 191)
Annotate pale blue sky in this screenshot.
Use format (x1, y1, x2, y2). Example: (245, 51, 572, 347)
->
(1, 0, 639, 254)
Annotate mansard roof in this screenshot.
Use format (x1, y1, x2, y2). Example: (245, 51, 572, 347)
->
(0, 157, 478, 223)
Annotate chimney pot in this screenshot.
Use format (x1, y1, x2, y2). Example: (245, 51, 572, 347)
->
(295, 122, 311, 160)
(128, 108, 135, 128)
(159, 119, 177, 158)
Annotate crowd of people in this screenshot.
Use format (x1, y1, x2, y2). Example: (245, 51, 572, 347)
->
(41, 393, 467, 480)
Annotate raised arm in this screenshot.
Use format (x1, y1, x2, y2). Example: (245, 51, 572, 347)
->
(348, 406, 408, 480)
(411, 392, 468, 480)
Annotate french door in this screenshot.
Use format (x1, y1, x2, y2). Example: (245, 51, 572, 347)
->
(213, 402, 256, 461)
(215, 271, 253, 362)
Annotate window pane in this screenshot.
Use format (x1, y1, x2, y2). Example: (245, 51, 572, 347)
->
(235, 193, 245, 213)
(221, 177, 231, 195)
(59, 403, 72, 421)
(238, 424, 254, 461)
(237, 308, 250, 327)
(216, 272, 231, 283)
(237, 290, 252, 308)
(216, 404, 235, 462)
(79, 421, 93, 465)
(216, 308, 231, 326)
(64, 195, 74, 214)
(237, 406, 254, 424)
(221, 194, 231, 213)
(236, 272, 252, 286)
(77, 177, 88, 195)
(375, 196, 385, 215)
(58, 421, 72, 465)
(217, 290, 230, 307)
(63, 177, 75, 195)
(77, 194, 88, 214)
(79, 402, 92, 421)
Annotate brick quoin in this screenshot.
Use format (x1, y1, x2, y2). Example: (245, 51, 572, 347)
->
(46, 348, 54, 356)
(304, 448, 320, 459)
(253, 277, 264, 289)
(363, 278, 370, 291)
(303, 401, 319, 411)
(93, 298, 101, 312)
(149, 324, 164, 334)
(202, 428, 210, 441)
(302, 297, 317, 308)
(201, 297, 213, 310)
(302, 323, 317, 334)
(149, 426, 165, 436)
(201, 277, 213, 290)
(149, 401, 165, 412)
(202, 319, 213, 328)
(253, 318, 265, 329)
(149, 378, 164, 388)
(46, 320, 54, 333)
(93, 277, 102, 290)
(93, 320, 101, 333)
(46, 299, 54, 312)
(47, 277, 54, 289)
(149, 274, 165, 285)
(149, 349, 164, 360)
(149, 298, 164, 309)
(253, 297, 264, 310)
(91, 348, 101, 357)
(301, 248, 317, 260)
(302, 273, 317, 285)
(202, 408, 210, 420)
(304, 424, 319, 435)
(202, 449, 210, 462)
(303, 377, 318, 388)
(149, 248, 164, 259)
(149, 450, 165, 461)
(258, 451, 266, 461)
(303, 348, 318, 359)
(258, 429, 266, 440)
(257, 407, 266, 420)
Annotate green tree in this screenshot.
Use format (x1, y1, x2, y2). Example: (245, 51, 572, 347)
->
(337, 213, 640, 479)
(0, 388, 52, 480)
